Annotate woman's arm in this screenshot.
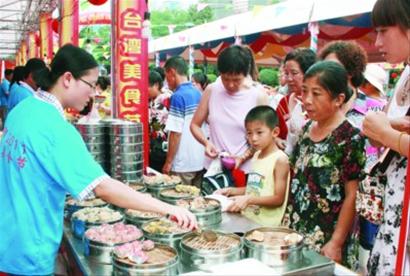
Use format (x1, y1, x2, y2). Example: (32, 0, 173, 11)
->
(190, 86, 218, 158)
(321, 180, 358, 263)
(94, 178, 197, 229)
(363, 111, 410, 157)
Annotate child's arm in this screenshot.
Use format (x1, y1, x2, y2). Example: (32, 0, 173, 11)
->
(227, 154, 289, 212)
(214, 187, 246, 197)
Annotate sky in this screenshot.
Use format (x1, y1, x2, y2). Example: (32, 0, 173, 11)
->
(149, 0, 199, 10)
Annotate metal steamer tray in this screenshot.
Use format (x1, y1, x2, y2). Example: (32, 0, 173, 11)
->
(112, 244, 179, 276)
(244, 227, 304, 269)
(83, 234, 143, 265)
(145, 182, 177, 198)
(180, 231, 243, 273)
(179, 198, 222, 227)
(158, 188, 197, 205)
(65, 201, 108, 220)
(125, 209, 164, 228)
(71, 213, 124, 239)
(141, 218, 191, 251)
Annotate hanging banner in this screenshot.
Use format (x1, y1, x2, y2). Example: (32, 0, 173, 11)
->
(27, 32, 38, 59)
(60, 0, 79, 47)
(112, 0, 149, 169)
(39, 13, 53, 64)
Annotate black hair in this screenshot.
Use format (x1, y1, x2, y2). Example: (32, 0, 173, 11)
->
(164, 56, 188, 76)
(10, 66, 25, 87)
(149, 70, 163, 90)
(96, 76, 110, 91)
(35, 44, 98, 91)
(372, 0, 410, 31)
(217, 45, 251, 76)
(245, 105, 279, 129)
(191, 71, 209, 90)
(4, 69, 13, 76)
(153, 66, 165, 81)
(284, 48, 317, 74)
(79, 98, 94, 116)
(318, 41, 367, 88)
(24, 58, 47, 80)
(242, 45, 259, 81)
(304, 61, 353, 103)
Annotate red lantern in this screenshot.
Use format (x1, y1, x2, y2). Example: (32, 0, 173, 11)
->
(88, 0, 108, 5)
(52, 19, 59, 33)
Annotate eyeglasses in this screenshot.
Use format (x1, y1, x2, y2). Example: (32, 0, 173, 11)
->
(284, 71, 302, 80)
(79, 78, 97, 90)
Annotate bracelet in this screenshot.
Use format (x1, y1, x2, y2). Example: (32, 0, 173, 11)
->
(398, 132, 406, 155)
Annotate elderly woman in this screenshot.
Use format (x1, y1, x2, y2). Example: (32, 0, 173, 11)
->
(282, 61, 366, 269)
(362, 0, 410, 274)
(190, 45, 268, 177)
(276, 48, 317, 154)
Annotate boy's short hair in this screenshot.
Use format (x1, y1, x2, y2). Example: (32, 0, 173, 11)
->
(164, 56, 188, 76)
(245, 105, 279, 129)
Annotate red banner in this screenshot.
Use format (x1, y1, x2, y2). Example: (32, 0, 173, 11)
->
(39, 13, 53, 63)
(112, 0, 149, 169)
(60, 0, 79, 47)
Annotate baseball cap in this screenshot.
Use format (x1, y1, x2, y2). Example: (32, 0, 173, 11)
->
(363, 64, 388, 94)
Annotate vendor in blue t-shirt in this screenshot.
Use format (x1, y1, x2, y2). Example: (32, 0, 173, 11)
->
(0, 44, 197, 275)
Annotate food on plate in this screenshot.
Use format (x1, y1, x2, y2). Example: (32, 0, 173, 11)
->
(85, 222, 143, 244)
(245, 229, 303, 247)
(114, 240, 176, 265)
(143, 218, 190, 235)
(247, 230, 265, 242)
(177, 197, 220, 211)
(66, 197, 106, 207)
(125, 209, 163, 219)
(72, 207, 122, 224)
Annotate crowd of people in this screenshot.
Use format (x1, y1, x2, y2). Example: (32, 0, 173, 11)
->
(147, 0, 409, 274)
(0, 0, 408, 274)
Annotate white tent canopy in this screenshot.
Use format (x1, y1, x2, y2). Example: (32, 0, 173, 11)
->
(149, 0, 377, 54)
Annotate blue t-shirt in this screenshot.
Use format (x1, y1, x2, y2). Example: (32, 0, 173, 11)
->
(7, 82, 33, 112)
(0, 79, 10, 106)
(0, 96, 107, 274)
(165, 82, 204, 172)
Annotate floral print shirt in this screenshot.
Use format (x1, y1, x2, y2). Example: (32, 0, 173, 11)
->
(283, 120, 366, 268)
(149, 93, 171, 151)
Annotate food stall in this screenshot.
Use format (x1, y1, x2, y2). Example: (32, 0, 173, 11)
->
(61, 120, 357, 275)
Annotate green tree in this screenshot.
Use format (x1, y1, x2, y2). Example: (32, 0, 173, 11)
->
(151, 4, 213, 38)
(259, 68, 278, 87)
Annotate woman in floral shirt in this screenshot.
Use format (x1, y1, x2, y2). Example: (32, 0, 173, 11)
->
(282, 61, 366, 269)
(149, 70, 171, 172)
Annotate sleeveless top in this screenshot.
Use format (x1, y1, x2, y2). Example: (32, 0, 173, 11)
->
(242, 150, 289, 226)
(206, 78, 263, 173)
(387, 65, 410, 119)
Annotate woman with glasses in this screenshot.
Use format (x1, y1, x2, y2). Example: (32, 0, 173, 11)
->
(276, 48, 317, 154)
(0, 44, 197, 275)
